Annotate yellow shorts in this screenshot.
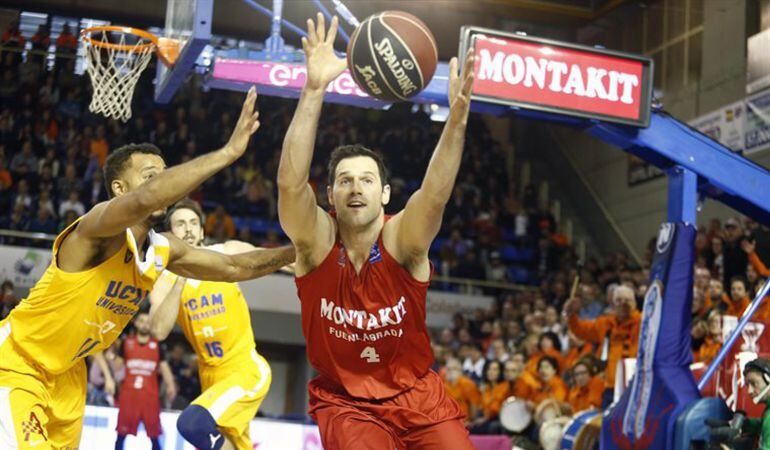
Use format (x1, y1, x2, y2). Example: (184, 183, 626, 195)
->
(0, 320, 87, 450)
(192, 350, 271, 450)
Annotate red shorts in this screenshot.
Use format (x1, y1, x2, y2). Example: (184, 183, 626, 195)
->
(116, 391, 162, 438)
(308, 370, 474, 450)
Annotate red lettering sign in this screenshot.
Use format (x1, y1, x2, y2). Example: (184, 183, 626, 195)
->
(462, 28, 653, 126)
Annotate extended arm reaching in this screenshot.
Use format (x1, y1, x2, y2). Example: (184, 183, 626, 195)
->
(165, 233, 295, 282)
(386, 51, 476, 265)
(77, 88, 261, 239)
(277, 14, 344, 253)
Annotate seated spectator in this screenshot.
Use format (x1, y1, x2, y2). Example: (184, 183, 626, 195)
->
(0, 203, 29, 245)
(13, 179, 33, 210)
(84, 170, 108, 207)
(566, 359, 604, 413)
(707, 278, 727, 309)
(697, 309, 723, 364)
(37, 189, 56, 218)
(471, 360, 507, 434)
(442, 357, 480, 424)
(564, 331, 596, 370)
(501, 359, 537, 402)
(10, 141, 38, 177)
(56, 164, 82, 193)
(90, 124, 109, 167)
(55, 23, 78, 55)
(487, 337, 510, 362)
(722, 276, 750, 317)
(462, 344, 486, 383)
(525, 331, 564, 376)
(531, 356, 568, 406)
(28, 205, 58, 236)
(59, 189, 85, 217)
(485, 251, 507, 283)
(204, 204, 236, 242)
(564, 285, 641, 407)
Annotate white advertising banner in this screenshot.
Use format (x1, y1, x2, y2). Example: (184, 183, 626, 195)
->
(78, 405, 322, 450)
(0, 244, 53, 289)
(745, 89, 770, 155)
(688, 100, 746, 153)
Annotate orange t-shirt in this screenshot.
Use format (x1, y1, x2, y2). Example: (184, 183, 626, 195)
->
(564, 343, 596, 370)
(568, 311, 641, 388)
(723, 296, 749, 317)
(567, 375, 604, 412)
(443, 376, 480, 419)
(481, 382, 509, 419)
(90, 138, 109, 167)
(697, 336, 721, 364)
(525, 348, 566, 376)
(531, 375, 568, 405)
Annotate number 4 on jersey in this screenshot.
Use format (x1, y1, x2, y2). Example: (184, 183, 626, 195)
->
(360, 346, 380, 363)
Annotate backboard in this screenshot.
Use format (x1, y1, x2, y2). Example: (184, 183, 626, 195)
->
(154, 0, 213, 103)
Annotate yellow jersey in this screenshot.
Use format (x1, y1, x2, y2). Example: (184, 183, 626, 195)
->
(167, 247, 255, 367)
(5, 218, 169, 375)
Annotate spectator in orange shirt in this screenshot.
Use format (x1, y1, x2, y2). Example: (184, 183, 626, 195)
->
(564, 331, 596, 370)
(90, 124, 109, 167)
(566, 359, 604, 413)
(531, 356, 567, 406)
(442, 357, 480, 424)
(471, 360, 507, 433)
(501, 359, 537, 402)
(55, 23, 78, 53)
(525, 331, 565, 376)
(707, 279, 728, 312)
(204, 204, 237, 241)
(1, 19, 24, 67)
(742, 240, 770, 321)
(696, 309, 723, 364)
(564, 285, 641, 408)
(722, 276, 750, 317)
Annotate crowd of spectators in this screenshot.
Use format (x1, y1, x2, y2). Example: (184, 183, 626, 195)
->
(3, 19, 770, 446)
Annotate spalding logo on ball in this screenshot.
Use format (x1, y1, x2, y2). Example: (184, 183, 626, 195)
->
(347, 11, 438, 102)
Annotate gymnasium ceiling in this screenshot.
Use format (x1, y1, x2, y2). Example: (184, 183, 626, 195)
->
(2, 0, 640, 59)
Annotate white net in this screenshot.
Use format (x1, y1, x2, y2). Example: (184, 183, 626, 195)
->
(84, 30, 155, 122)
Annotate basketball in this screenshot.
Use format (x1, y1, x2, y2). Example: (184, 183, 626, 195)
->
(347, 11, 437, 102)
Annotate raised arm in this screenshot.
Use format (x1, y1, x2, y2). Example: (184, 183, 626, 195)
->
(384, 51, 475, 275)
(149, 272, 187, 341)
(277, 14, 344, 266)
(165, 233, 295, 282)
(76, 88, 261, 239)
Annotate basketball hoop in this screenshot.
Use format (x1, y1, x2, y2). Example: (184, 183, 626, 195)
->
(81, 26, 178, 122)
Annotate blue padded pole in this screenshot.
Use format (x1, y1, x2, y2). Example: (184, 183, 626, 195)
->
(269, 0, 284, 52)
(242, 0, 307, 39)
(311, 0, 350, 43)
(698, 277, 770, 390)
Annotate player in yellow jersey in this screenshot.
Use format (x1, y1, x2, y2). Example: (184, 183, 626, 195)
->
(149, 198, 280, 450)
(0, 88, 295, 450)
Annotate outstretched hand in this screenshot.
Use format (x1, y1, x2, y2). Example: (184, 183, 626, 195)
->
(448, 49, 475, 122)
(303, 13, 347, 91)
(224, 86, 261, 159)
(741, 239, 756, 255)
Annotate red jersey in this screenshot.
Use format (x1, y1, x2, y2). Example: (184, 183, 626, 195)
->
(120, 335, 161, 399)
(296, 230, 433, 400)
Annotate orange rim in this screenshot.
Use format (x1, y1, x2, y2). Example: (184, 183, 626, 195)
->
(81, 25, 158, 51)
(81, 25, 179, 67)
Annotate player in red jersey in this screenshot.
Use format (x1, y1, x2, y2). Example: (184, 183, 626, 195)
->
(96, 311, 176, 450)
(277, 14, 476, 450)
